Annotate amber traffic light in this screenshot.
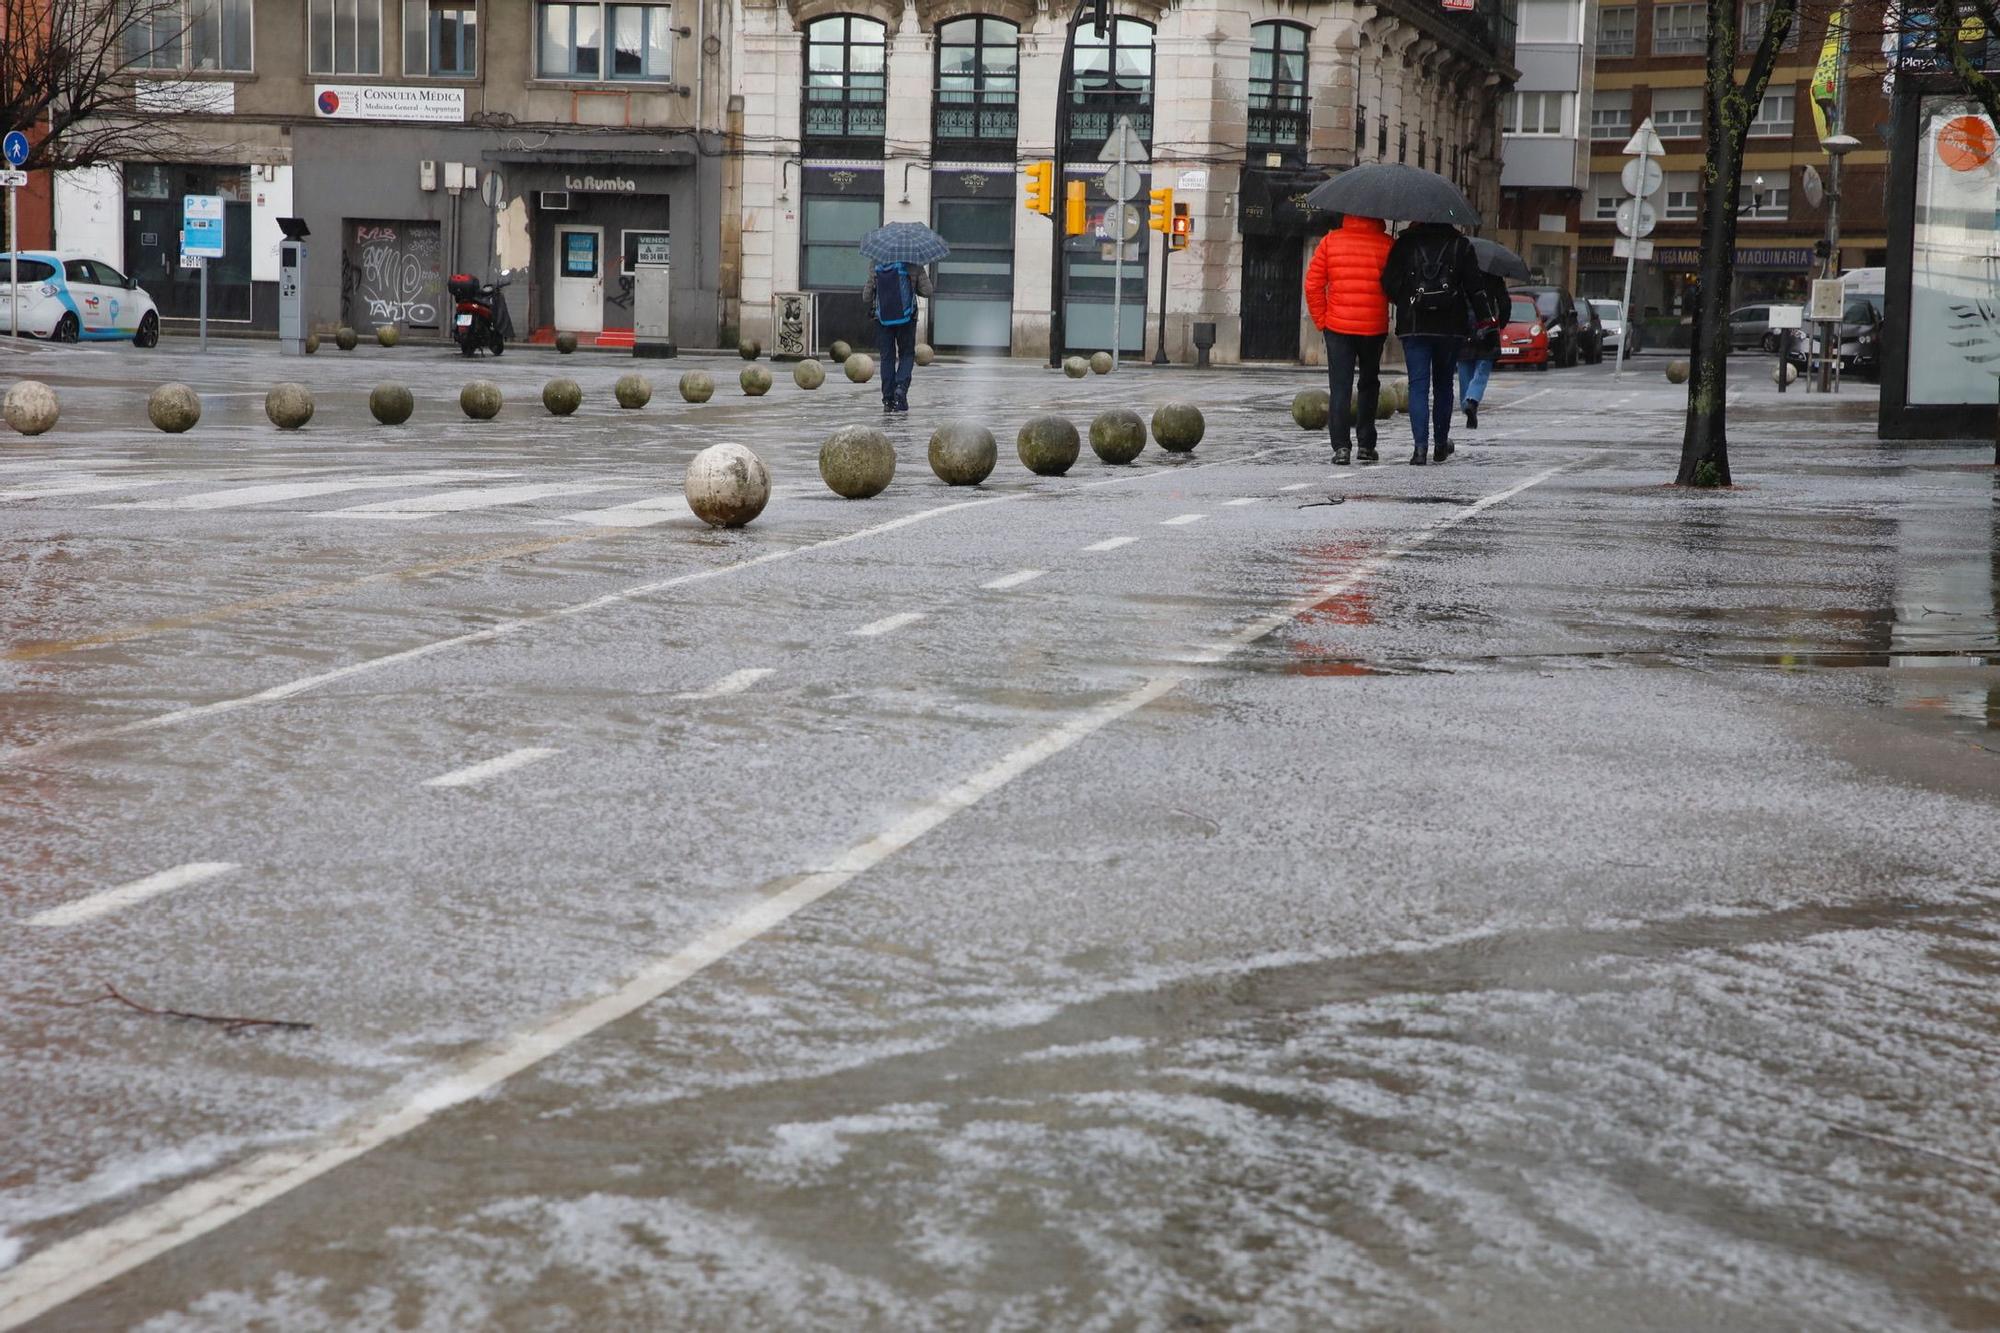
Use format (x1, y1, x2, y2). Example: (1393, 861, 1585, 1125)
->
(1023, 161, 1054, 216)
(1147, 186, 1173, 233)
(1064, 180, 1087, 236)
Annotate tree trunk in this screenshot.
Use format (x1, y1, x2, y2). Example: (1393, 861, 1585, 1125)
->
(1678, 139, 1744, 486)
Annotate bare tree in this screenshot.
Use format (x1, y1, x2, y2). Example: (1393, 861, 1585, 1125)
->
(0, 0, 212, 172)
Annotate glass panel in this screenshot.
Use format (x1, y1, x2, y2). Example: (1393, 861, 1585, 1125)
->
(935, 200, 1011, 248)
(575, 2, 600, 74)
(192, 0, 219, 70)
(648, 6, 670, 76)
(541, 5, 571, 74)
(335, 0, 356, 71)
(96, 262, 131, 287)
(358, 0, 381, 72)
(849, 43, 884, 74)
(938, 18, 973, 43)
(982, 18, 1012, 43)
(804, 245, 873, 288)
(612, 5, 643, 75)
(407, 0, 428, 73)
(804, 197, 881, 243)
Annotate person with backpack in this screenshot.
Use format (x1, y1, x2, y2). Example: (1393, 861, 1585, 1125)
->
(1303, 213, 1396, 464)
(1381, 222, 1490, 465)
(1457, 270, 1510, 431)
(861, 260, 934, 413)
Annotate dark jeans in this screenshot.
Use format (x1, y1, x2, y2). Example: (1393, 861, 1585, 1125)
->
(876, 321, 916, 405)
(1323, 330, 1385, 450)
(1400, 335, 1463, 448)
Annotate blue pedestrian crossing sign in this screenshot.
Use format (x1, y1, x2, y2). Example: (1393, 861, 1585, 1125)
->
(182, 194, 226, 259)
(3, 132, 29, 168)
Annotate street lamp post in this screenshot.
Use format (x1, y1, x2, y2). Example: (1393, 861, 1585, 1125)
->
(1817, 133, 1860, 392)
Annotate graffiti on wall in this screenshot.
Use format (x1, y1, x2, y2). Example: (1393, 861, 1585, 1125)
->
(343, 221, 442, 328)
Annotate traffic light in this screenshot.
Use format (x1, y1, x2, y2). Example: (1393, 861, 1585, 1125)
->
(1063, 180, 1087, 236)
(1147, 186, 1173, 233)
(1023, 161, 1053, 216)
(1169, 202, 1192, 250)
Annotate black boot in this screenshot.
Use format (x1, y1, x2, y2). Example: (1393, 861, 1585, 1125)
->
(1409, 448, 1428, 466)
(1332, 443, 1351, 465)
(1465, 400, 1478, 429)
(1434, 440, 1455, 464)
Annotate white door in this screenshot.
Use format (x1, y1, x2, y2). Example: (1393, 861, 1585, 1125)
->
(554, 226, 604, 333)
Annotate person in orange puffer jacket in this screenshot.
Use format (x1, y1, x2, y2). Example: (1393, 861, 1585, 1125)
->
(1304, 214, 1396, 465)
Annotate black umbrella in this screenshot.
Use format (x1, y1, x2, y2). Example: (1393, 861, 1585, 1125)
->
(1469, 237, 1532, 282)
(1302, 163, 1479, 227)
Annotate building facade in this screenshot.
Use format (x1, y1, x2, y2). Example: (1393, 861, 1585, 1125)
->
(728, 0, 1517, 365)
(56, 0, 729, 346)
(1576, 0, 1889, 324)
(1494, 0, 1593, 288)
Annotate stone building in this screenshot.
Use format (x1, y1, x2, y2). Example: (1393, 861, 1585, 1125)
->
(54, 0, 730, 347)
(728, 0, 1517, 365)
(1494, 0, 1595, 290)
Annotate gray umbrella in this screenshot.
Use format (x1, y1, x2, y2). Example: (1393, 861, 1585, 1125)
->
(858, 222, 951, 265)
(1469, 237, 1532, 282)
(1303, 163, 1480, 227)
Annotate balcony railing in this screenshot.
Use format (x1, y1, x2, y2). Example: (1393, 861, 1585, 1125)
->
(1249, 104, 1308, 151)
(803, 93, 886, 143)
(935, 95, 1018, 150)
(1065, 92, 1152, 152)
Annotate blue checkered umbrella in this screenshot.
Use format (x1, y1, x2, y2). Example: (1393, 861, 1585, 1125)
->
(858, 222, 951, 265)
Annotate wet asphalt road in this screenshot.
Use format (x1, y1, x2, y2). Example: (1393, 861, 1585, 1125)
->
(2, 337, 1998, 1330)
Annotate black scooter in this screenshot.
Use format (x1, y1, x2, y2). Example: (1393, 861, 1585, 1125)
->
(448, 270, 515, 356)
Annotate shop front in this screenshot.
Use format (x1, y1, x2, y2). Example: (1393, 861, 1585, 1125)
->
(930, 167, 1013, 353)
(124, 163, 255, 323)
(1238, 167, 1331, 362)
(494, 156, 687, 346)
(801, 164, 885, 353)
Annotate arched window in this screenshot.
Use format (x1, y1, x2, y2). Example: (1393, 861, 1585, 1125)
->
(935, 17, 1019, 146)
(803, 15, 887, 140)
(1249, 22, 1309, 150)
(1067, 16, 1153, 148)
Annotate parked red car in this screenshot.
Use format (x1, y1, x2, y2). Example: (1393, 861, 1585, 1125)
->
(1497, 292, 1550, 370)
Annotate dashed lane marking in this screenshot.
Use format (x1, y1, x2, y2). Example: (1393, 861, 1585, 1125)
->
(674, 668, 775, 700)
(1080, 536, 1137, 552)
(421, 747, 562, 790)
(1279, 483, 1311, 492)
(981, 569, 1046, 590)
(27, 863, 239, 928)
(1224, 498, 1259, 507)
(852, 611, 926, 637)
(1161, 513, 1206, 526)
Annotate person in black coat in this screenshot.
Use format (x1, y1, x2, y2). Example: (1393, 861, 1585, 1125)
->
(1457, 270, 1511, 430)
(1381, 222, 1488, 465)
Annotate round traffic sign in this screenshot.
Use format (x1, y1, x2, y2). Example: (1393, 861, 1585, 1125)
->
(1614, 198, 1658, 239)
(1620, 157, 1663, 198)
(1099, 164, 1142, 202)
(1109, 202, 1143, 241)
(3, 132, 30, 168)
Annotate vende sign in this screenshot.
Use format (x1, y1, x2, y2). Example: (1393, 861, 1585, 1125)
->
(314, 85, 465, 123)
(1441, 0, 1477, 10)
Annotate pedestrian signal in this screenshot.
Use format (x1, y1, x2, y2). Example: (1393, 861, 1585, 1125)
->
(1169, 203, 1191, 250)
(1063, 180, 1087, 236)
(1147, 187, 1173, 233)
(1023, 162, 1054, 216)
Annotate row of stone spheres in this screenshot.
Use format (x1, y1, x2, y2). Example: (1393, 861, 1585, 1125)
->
(821, 405, 1205, 498)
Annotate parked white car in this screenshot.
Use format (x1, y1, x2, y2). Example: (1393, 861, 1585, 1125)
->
(0, 251, 161, 346)
(1588, 298, 1641, 354)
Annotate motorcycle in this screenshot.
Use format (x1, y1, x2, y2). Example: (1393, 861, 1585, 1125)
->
(448, 270, 515, 356)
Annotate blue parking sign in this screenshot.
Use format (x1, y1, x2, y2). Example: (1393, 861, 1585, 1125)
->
(182, 194, 226, 259)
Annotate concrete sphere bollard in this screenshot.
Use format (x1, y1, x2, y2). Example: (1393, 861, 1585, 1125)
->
(555, 331, 579, 355)
(740, 365, 773, 396)
(1389, 380, 1411, 413)
(1374, 392, 1395, 421)
(915, 342, 935, 366)
(679, 370, 716, 403)
(1089, 408, 1148, 464)
(928, 421, 997, 485)
(335, 326, 358, 351)
(303, 333, 320, 354)
(819, 424, 897, 499)
(369, 382, 414, 426)
(376, 325, 399, 348)
(1062, 355, 1090, 379)
(684, 442, 772, 528)
(542, 377, 583, 416)
(1090, 351, 1114, 375)
(4, 380, 59, 435)
(1017, 414, 1081, 476)
(264, 382, 314, 430)
(1151, 402, 1206, 453)
(1666, 359, 1691, 384)
(830, 339, 853, 363)
(460, 379, 503, 420)
(739, 339, 761, 360)
(793, 358, 826, 391)
(844, 353, 875, 384)
(147, 382, 202, 434)
(1773, 362, 1798, 386)
(614, 373, 653, 409)
(1291, 388, 1330, 431)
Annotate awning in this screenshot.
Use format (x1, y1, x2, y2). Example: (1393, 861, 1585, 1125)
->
(1239, 168, 1335, 236)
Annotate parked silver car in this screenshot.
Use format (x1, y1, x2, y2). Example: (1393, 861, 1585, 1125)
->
(1588, 298, 1642, 355)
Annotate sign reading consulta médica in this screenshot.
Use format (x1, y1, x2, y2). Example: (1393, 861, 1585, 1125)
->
(314, 85, 466, 123)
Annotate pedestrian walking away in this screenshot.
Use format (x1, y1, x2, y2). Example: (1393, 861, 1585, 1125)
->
(1303, 214, 1395, 465)
(862, 260, 934, 413)
(1381, 221, 1490, 465)
(1458, 270, 1510, 432)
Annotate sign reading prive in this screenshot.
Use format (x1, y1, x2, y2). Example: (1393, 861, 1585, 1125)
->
(314, 85, 466, 123)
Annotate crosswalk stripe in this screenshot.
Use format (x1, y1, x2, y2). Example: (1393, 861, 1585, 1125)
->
(102, 472, 520, 511)
(320, 481, 632, 519)
(0, 476, 177, 501)
(536, 494, 686, 528)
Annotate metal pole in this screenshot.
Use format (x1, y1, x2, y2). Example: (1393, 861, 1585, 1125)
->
(1817, 27, 1848, 394)
(199, 257, 208, 354)
(1152, 229, 1169, 365)
(1110, 136, 1126, 370)
(8, 185, 17, 344)
(1613, 142, 1647, 381)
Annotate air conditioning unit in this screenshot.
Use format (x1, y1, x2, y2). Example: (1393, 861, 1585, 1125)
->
(540, 190, 571, 211)
(771, 292, 817, 360)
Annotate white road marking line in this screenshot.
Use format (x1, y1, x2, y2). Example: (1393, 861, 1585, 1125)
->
(1223, 498, 1259, 507)
(1499, 386, 1555, 410)
(1161, 513, 1206, 526)
(1, 476, 176, 501)
(981, 569, 1046, 590)
(26, 862, 238, 928)
(535, 494, 685, 528)
(0, 460, 1572, 1331)
(421, 747, 561, 789)
(320, 481, 629, 519)
(103, 473, 514, 512)
(675, 667, 775, 700)
(0, 443, 1315, 769)
(1081, 536, 1137, 552)
(1279, 483, 1311, 492)
(852, 611, 925, 637)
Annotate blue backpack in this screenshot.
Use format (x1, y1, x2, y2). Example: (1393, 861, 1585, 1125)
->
(874, 262, 915, 326)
